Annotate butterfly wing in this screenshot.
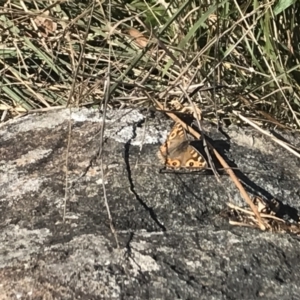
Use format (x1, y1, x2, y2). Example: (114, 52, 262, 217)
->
(159, 123, 207, 170)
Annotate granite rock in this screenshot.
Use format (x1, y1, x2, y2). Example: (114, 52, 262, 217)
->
(0, 108, 299, 299)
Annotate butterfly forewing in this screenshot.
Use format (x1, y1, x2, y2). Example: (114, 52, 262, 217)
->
(158, 123, 208, 171)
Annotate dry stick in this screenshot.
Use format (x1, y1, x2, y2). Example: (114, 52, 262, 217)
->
(228, 221, 257, 228)
(233, 111, 300, 158)
(63, 108, 72, 223)
(178, 85, 220, 182)
(63, 3, 94, 222)
(65, 5, 93, 107)
(154, 99, 266, 230)
(227, 203, 284, 222)
(101, 0, 119, 248)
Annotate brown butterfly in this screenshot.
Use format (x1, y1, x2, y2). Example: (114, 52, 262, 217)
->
(158, 123, 208, 170)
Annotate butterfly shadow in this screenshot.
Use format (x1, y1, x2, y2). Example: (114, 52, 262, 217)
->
(204, 136, 299, 222)
(233, 167, 299, 222)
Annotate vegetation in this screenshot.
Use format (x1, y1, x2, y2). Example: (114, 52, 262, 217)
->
(0, 0, 299, 129)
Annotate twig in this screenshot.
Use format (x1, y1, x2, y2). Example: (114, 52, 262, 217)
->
(66, 3, 94, 106)
(226, 202, 284, 222)
(63, 108, 72, 222)
(229, 220, 256, 228)
(178, 85, 220, 181)
(233, 111, 300, 158)
(100, 0, 119, 248)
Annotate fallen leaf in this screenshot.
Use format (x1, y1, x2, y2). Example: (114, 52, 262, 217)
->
(127, 28, 149, 48)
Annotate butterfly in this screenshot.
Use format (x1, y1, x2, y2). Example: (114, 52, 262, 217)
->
(158, 123, 208, 170)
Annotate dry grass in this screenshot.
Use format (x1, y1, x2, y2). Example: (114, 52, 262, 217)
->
(0, 0, 300, 129)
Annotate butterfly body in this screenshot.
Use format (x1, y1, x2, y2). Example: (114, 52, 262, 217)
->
(158, 123, 207, 170)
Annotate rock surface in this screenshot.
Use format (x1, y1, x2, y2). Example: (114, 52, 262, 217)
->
(0, 108, 300, 299)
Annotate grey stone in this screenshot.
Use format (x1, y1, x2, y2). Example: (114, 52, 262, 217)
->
(0, 108, 299, 299)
